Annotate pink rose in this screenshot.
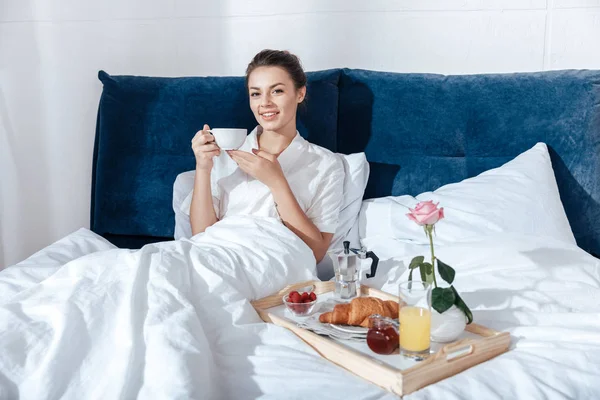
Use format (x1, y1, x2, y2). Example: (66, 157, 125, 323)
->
(406, 200, 445, 226)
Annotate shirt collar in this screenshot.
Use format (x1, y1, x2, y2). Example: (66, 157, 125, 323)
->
(244, 126, 306, 173)
(277, 131, 306, 173)
(240, 127, 259, 152)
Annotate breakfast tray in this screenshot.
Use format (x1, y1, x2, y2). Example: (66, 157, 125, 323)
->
(251, 280, 510, 396)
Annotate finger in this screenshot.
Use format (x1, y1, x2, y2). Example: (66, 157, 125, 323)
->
(192, 142, 217, 152)
(199, 143, 219, 152)
(229, 152, 251, 167)
(200, 125, 213, 139)
(195, 146, 220, 155)
(195, 150, 219, 160)
(192, 125, 213, 142)
(251, 148, 276, 161)
(228, 150, 255, 162)
(228, 152, 241, 163)
(193, 133, 215, 145)
(233, 159, 252, 174)
(191, 130, 204, 143)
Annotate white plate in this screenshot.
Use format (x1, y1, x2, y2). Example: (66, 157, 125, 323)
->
(329, 324, 368, 335)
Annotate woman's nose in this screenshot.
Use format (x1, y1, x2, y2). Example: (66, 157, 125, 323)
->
(260, 93, 273, 107)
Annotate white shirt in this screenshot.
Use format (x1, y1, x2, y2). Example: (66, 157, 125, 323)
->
(180, 127, 344, 233)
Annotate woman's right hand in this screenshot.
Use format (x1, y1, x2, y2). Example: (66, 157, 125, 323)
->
(191, 124, 221, 170)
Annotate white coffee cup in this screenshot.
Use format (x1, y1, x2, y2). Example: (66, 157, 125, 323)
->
(208, 128, 247, 150)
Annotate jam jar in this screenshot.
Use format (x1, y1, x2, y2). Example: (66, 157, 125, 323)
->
(367, 314, 400, 355)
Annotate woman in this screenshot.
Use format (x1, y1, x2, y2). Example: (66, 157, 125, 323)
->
(189, 50, 344, 263)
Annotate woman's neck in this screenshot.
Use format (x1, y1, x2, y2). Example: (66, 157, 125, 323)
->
(257, 122, 297, 156)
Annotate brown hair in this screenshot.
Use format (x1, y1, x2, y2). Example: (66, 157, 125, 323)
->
(245, 49, 307, 92)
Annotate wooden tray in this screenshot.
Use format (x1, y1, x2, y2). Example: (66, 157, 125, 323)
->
(251, 280, 510, 396)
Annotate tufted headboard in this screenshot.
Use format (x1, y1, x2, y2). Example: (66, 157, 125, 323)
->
(92, 68, 600, 255)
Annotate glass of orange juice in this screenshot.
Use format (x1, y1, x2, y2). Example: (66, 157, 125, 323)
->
(398, 280, 432, 360)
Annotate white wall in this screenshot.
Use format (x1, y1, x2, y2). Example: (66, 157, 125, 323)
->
(1, 0, 600, 267)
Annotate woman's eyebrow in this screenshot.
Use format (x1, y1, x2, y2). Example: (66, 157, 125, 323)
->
(249, 83, 286, 90)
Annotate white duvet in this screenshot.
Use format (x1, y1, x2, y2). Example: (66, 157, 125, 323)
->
(1, 218, 599, 400)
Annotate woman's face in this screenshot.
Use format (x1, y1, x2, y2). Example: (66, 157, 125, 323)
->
(248, 66, 306, 134)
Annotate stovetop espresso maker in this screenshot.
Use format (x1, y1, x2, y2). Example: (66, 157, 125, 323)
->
(328, 241, 379, 301)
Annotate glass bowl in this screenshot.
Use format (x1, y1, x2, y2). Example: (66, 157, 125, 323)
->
(282, 293, 318, 317)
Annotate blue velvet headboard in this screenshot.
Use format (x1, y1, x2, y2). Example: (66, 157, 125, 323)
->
(92, 68, 600, 255)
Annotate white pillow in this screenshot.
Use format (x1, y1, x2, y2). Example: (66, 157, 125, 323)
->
(173, 170, 195, 240)
(359, 143, 576, 246)
(329, 153, 369, 250)
(172, 152, 369, 252)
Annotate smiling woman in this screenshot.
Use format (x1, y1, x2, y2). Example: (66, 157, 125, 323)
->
(188, 50, 344, 263)
(246, 50, 306, 136)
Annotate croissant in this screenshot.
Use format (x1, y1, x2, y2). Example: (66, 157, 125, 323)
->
(319, 297, 401, 327)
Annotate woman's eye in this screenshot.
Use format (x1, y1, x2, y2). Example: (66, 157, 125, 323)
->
(273, 89, 283, 94)
(250, 92, 260, 97)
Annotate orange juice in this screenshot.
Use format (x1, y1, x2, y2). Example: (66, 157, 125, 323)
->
(399, 306, 431, 352)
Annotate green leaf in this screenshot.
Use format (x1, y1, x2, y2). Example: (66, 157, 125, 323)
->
(431, 287, 455, 314)
(408, 268, 414, 282)
(451, 286, 474, 324)
(421, 262, 433, 275)
(419, 265, 427, 282)
(409, 256, 424, 270)
(437, 259, 455, 284)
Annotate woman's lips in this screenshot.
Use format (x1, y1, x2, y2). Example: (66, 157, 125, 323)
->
(260, 111, 279, 121)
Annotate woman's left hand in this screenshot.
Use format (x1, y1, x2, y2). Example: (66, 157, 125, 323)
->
(228, 149, 286, 190)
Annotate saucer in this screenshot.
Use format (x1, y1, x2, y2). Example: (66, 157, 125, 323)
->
(328, 324, 369, 335)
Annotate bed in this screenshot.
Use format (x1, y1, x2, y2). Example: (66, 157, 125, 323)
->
(1, 68, 599, 399)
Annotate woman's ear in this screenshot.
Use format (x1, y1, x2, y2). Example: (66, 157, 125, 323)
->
(297, 86, 306, 104)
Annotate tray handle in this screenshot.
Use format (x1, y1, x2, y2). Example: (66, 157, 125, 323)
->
(439, 339, 475, 362)
(278, 280, 316, 296)
(444, 344, 474, 362)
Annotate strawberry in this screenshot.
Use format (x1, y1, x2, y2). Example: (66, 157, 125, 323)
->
(309, 292, 317, 301)
(301, 292, 309, 302)
(289, 291, 299, 298)
(290, 292, 302, 303)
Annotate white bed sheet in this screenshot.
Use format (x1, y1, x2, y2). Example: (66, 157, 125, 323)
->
(1, 223, 599, 399)
(0, 228, 117, 302)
